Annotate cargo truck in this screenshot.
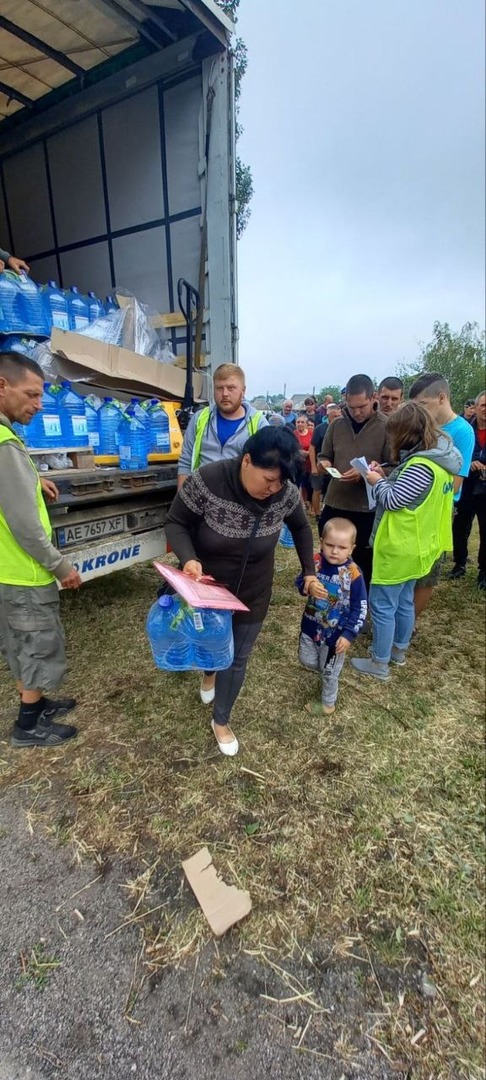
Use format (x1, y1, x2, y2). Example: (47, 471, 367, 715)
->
(0, 0, 237, 581)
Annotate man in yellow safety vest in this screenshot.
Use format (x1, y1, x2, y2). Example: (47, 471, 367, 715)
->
(0, 352, 82, 747)
(177, 363, 267, 489)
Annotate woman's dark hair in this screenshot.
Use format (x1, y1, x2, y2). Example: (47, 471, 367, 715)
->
(386, 401, 441, 460)
(241, 425, 304, 484)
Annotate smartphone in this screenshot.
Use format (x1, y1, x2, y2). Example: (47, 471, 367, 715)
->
(325, 467, 343, 479)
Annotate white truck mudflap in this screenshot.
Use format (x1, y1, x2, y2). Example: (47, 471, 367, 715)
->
(65, 528, 167, 584)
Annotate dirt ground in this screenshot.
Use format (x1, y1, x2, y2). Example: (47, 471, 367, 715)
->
(0, 789, 405, 1080)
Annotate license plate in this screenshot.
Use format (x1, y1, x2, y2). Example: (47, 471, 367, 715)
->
(57, 515, 125, 547)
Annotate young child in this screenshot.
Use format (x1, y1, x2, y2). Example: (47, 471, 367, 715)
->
(296, 517, 367, 715)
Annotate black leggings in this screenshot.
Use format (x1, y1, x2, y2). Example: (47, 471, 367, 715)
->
(210, 619, 263, 727)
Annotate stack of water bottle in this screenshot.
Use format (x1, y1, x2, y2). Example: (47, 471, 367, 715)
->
(14, 379, 171, 468)
(0, 270, 118, 338)
(146, 594, 234, 672)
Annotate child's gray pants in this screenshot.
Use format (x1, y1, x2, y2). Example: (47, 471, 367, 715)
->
(298, 633, 346, 706)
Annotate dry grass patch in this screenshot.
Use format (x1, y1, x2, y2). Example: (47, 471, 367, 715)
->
(0, 541, 484, 1076)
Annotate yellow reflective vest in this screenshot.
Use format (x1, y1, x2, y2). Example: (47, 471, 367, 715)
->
(0, 425, 55, 586)
(372, 456, 454, 585)
(191, 407, 263, 471)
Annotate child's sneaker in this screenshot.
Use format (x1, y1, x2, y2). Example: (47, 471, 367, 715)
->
(390, 647, 407, 666)
(304, 701, 335, 716)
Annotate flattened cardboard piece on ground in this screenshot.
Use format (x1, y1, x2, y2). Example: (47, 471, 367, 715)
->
(182, 847, 251, 937)
(51, 330, 204, 401)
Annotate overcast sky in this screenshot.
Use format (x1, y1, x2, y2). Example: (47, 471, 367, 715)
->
(234, 0, 485, 399)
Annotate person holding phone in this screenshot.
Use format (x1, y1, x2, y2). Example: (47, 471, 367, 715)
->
(317, 374, 390, 586)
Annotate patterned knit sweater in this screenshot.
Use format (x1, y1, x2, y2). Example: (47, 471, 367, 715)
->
(165, 458, 315, 623)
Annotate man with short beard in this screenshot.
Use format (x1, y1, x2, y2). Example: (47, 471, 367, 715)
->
(177, 363, 267, 488)
(317, 374, 389, 587)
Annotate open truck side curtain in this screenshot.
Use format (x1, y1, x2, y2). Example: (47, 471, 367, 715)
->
(0, 0, 238, 581)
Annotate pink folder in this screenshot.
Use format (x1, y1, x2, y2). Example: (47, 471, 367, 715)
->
(153, 562, 250, 612)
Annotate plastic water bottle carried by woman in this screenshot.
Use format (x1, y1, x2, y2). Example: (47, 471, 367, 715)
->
(146, 595, 192, 670)
(146, 595, 234, 671)
(279, 524, 295, 548)
(182, 607, 234, 670)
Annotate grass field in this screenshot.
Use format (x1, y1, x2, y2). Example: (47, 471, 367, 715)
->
(0, 539, 484, 1077)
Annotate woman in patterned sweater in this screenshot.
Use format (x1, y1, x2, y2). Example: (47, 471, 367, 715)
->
(165, 426, 317, 756)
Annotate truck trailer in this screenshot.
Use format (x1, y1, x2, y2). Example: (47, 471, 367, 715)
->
(0, 0, 237, 581)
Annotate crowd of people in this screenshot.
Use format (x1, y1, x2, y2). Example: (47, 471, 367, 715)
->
(0, 351, 484, 757)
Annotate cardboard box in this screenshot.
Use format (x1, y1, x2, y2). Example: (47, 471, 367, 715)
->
(50, 330, 204, 402)
(182, 847, 251, 937)
(68, 450, 96, 470)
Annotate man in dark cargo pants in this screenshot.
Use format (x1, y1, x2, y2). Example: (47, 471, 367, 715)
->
(0, 352, 82, 747)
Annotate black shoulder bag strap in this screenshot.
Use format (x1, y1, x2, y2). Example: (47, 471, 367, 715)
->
(233, 514, 260, 598)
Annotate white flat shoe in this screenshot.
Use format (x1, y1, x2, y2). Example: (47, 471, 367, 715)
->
(200, 676, 215, 705)
(211, 720, 239, 756)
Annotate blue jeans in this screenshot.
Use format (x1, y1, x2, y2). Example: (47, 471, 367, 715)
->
(370, 581, 417, 664)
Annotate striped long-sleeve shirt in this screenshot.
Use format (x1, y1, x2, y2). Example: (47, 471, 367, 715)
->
(373, 463, 434, 511)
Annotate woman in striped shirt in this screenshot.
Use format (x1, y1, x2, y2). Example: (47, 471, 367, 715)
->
(351, 402, 462, 681)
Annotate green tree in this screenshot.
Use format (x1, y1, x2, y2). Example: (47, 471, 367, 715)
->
(397, 321, 485, 411)
(216, 0, 253, 237)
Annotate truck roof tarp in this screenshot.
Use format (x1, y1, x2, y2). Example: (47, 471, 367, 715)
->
(0, 0, 232, 130)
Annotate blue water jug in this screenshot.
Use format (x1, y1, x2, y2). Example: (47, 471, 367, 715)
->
(0, 271, 24, 332)
(146, 595, 192, 670)
(0, 334, 37, 356)
(13, 421, 32, 444)
(32, 383, 63, 449)
(43, 281, 69, 330)
(17, 274, 50, 335)
(126, 398, 150, 450)
(118, 413, 148, 470)
(279, 524, 295, 548)
(182, 607, 234, 671)
(98, 397, 122, 455)
(85, 398, 100, 451)
(56, 380, 89, 447)
(147, 399, 170, 453)
(105, 295, 119, 315)
(68, 286, 90, 332)
(87, 291, 104, 322)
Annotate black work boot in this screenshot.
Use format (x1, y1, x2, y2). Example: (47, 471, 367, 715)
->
(448, 565, 466, 580)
